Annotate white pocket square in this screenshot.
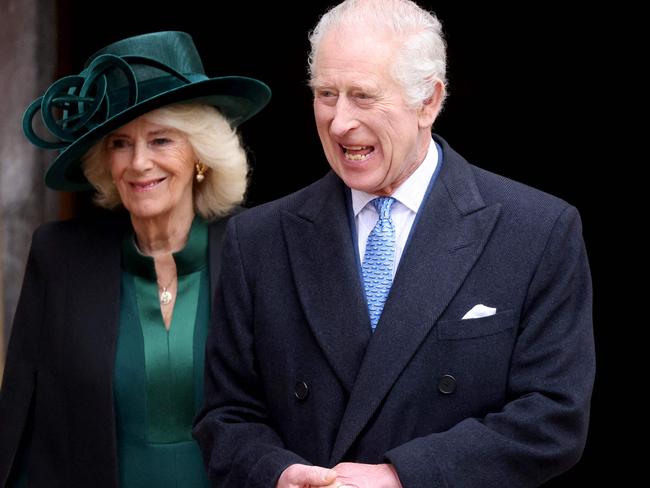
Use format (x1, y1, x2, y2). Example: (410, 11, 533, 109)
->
(462, 304, 497, 320)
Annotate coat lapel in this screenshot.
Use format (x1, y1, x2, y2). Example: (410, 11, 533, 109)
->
(330, 140, 502, 463)
(282, 173, 372, 393)
(62, 214, 125, 485)
(63, 216, 124, 384)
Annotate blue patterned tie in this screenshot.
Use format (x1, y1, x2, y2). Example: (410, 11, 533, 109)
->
(362, 197, 396, 331)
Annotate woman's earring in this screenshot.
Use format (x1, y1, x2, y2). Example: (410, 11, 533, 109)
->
(195, 162, 207, 183)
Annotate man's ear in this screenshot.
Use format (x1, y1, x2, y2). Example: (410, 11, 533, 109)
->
(418, 80, 445, 129)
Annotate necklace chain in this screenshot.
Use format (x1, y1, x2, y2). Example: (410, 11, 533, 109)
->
(133, 237, 178, 307)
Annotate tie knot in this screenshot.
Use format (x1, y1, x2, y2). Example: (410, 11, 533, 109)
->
(372, 197, 395, 220)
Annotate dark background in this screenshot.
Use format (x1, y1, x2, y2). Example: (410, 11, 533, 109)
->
(56, 0, 619, 483)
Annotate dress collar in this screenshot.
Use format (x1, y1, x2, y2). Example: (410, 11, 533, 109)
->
(121, 217, 208, 280)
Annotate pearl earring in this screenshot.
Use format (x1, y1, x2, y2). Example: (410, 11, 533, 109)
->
(195, 162, 207, 183)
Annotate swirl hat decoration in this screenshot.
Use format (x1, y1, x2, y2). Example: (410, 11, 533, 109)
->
(23, 31, 271, 191)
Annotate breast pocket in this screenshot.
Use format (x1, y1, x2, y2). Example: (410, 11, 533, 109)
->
(429, 309, 517, 414)
(437, 309, 516, 341)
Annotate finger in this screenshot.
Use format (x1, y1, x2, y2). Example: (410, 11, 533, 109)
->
(300, 466, 337, 485)
(280, 464, 338, 487)
(315, 482, 341, 488)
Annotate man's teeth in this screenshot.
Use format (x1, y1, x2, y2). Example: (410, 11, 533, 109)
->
(342, 145, 373, 161)
(346, 153, 368, 161)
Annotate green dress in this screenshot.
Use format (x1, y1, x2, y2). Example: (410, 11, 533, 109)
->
(114, 218, 210, 487)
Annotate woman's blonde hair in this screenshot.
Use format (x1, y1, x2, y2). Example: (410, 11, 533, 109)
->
(82, 102, 248, 220)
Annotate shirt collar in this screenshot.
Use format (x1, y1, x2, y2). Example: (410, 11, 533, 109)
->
(351, 138, 438, 216)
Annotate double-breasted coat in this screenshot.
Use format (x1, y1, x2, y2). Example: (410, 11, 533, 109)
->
(193, 136, 595, 487)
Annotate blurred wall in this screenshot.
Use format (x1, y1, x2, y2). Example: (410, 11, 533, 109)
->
(0, 0, 58, 377)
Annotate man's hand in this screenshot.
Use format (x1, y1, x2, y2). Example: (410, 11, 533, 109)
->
(331, 462, 403, 488)
(276, 464, 338, 488)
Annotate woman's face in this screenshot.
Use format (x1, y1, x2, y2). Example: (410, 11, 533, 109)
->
(105, 115, 196, 222)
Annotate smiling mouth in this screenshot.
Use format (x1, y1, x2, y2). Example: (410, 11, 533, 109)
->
(341, 144, 375, 161)
(129, 177, 166, 191)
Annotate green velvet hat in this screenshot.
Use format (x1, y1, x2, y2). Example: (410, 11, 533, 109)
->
(23, 31, 271, 191)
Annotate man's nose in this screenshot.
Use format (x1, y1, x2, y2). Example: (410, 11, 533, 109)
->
(330, 98, 360, 137)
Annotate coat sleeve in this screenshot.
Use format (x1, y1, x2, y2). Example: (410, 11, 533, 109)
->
(193, 217, 308, 488)
(385, 205, 595, 487)
(0, 229, 47, 486)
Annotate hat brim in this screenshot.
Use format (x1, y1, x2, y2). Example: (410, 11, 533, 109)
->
(44, 76, 271, 191)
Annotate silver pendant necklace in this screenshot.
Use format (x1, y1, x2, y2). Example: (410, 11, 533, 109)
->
(134, 237, 176, 306)
(158, 278, 175, 305)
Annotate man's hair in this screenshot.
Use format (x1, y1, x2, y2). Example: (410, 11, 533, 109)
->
(308, 0, 447, 109)
(82, 103, 248, 220)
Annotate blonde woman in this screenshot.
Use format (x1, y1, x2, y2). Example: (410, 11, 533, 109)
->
(0, 31, 270, 487)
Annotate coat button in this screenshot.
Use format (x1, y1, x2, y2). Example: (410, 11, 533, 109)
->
(294, 381, 309, 401)
(438, 374, 456, 395)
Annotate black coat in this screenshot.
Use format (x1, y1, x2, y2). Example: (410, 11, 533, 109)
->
(193, 136, 595, 487)
(0, 212, 231, 487)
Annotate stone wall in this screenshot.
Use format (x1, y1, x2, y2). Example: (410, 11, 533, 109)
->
(0, 0, 58, 377)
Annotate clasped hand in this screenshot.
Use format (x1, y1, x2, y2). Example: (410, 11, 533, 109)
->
(277, 462, 403, 488)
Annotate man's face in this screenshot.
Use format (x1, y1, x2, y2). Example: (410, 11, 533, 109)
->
(312, 28, 437, 196)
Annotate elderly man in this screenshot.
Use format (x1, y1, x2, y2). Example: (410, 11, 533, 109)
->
(194, 1, 594, 487)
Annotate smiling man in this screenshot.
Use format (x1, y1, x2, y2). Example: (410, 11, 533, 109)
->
(193, 1, 595, 487)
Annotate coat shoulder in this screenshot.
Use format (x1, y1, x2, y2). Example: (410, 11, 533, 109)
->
(472, 164, 571, 217)
(437, 134, 584, 264)
(31, 211, 128, 259)
(454, 164, 588, 295)
(435, 135, 577, 230)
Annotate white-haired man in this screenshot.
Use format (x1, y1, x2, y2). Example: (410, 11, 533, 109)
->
(194, 1, 594, 486)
